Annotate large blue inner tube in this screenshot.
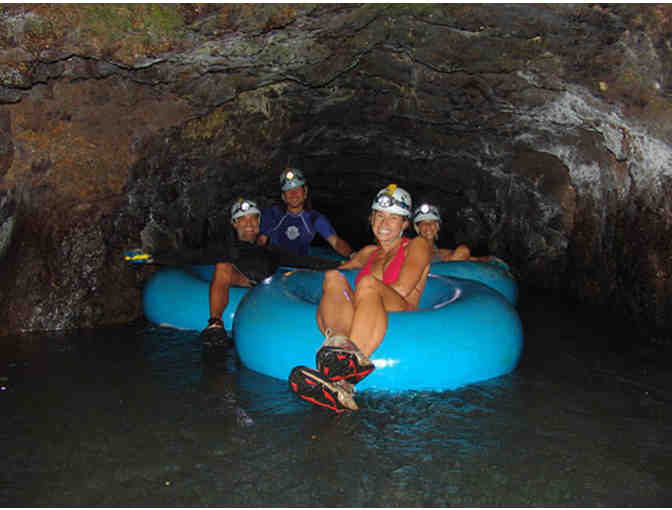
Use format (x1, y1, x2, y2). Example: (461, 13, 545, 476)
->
(142, 247, 343, 331)
(142, 248, 519, 365)
(142, 265, 249, 331)
(429, 259, 517, 305)
(233, 269, 523, 391)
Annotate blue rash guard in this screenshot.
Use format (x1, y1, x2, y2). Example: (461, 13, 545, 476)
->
(260, 205, 337, 256)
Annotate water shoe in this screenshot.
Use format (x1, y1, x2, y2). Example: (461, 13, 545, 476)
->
(316, 330, 375, 384)
(199, 318, 232, 348)
(289, 365, 358, 412)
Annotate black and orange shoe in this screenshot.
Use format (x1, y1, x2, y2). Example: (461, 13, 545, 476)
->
(315, 331, 375, 384)
(289, 366, 358, 413)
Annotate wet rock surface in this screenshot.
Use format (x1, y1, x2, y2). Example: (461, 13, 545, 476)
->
(0, 4, 672, 338)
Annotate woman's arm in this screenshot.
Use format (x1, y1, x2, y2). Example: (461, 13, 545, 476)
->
(439, 244, 470, 261)
(389, 237, 432, 298)
(337, 245, 376, 269)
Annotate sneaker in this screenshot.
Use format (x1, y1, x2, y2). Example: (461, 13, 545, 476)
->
(289, 366, 358, 412)
(199, 318, 231, 348)
(315, 330, 375, 384)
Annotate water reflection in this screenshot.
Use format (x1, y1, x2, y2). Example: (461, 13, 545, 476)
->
(2, 303, 672, 506)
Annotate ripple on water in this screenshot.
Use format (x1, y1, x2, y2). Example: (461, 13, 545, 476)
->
(1, 318, 672, 506)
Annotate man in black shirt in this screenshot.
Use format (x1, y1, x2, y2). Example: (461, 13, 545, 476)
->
(126, 198, 342, 347)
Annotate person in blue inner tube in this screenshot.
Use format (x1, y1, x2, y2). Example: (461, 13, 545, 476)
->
(289, 184, 433, 413)
(412, 201, 490, 263)
(413, 201, 507, 268)
(256, 167, 353, 258)
(125, 198, 342, 349)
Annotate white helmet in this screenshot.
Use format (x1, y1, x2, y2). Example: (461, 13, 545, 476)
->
(413, 202, 441, 224)
(231, 198, 261, 221)
(280, 167, 307, 191)
(371, 184, 412, 217)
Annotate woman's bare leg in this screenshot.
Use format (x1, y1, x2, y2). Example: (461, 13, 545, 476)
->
(316, 270, 355, 336)
(348, 274, 408, 357)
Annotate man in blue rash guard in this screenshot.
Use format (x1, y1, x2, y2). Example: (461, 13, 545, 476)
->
(256, 167, 353, 258)
(125, 198, 342, 348)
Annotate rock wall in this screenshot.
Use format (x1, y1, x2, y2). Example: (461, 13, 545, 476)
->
(1, 4, 672, 338)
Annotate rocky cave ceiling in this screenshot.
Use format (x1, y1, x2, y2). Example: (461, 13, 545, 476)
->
(0, 4, 672, 337)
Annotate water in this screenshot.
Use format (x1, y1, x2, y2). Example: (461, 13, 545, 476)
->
(1, 288, 671, 507)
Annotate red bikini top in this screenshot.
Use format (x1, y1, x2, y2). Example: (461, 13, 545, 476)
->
(355, 237, 409, 286)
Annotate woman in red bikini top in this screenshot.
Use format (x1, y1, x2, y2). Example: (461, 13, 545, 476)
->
(288, 185, 433, 413)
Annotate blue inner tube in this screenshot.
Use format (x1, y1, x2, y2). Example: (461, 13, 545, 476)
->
(233, 269, 523, 391)
(142, 249, 521, 389)
(142, 265, 248, 332)
(142, 246, 344, 331)
(429, 258, 517, 305)
(142, 258, 516, 331)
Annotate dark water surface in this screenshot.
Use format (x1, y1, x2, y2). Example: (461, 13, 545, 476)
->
(1, 288, 671, 507)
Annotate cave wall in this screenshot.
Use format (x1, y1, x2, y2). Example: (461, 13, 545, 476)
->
(1, 4, 672, 338)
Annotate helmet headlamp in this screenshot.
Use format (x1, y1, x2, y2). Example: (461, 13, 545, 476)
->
(413, 202, 441, 224)
(231, 197, 261, 221)
(371, 184, 412, 217)
(376, 194, 393, 208)
(280, 167, 306, 191)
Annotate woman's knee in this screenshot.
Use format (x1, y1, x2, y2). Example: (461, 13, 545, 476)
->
(354, 274, 382, 297)
(322, 269, 348, 290)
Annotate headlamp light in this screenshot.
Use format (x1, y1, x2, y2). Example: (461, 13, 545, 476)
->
(231, 198, 260, 220)
(413, 202, 440, 223)
(376, 193, 409, 211)
(377, 194, 393, 208)
(280, 167, 306, 190)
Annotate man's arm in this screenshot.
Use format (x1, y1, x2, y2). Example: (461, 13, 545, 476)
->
(311, 213, 353, 258)
(257, 206, 276, 247)
(326, 234, 353, 258)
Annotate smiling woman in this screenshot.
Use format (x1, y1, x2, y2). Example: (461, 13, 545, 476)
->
(288, 184, 434, 412)
(413, 201, 490, 263)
